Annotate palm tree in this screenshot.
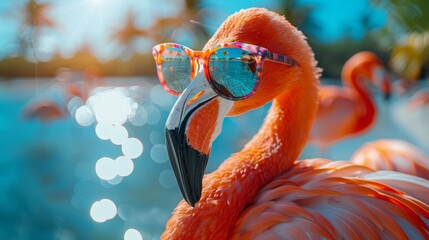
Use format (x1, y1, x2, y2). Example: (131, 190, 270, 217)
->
(111, 10, 149, 58)
(372, 0, 429, 36)
(222, 50, 228, 60)
(150, 0, 210, 48)
(18, 0, 56, 58)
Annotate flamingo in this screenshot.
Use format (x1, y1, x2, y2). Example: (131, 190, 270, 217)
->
(21, 68, 74, 122)
(351, 139, 429, 179)
(22, 100, 66, 123)
(160, 8, 429, 239)
(22, 66, 105, 122)
(308, 51, 391, 152)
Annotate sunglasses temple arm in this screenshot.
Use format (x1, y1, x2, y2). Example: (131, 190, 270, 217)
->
(266, 52, 298, 67)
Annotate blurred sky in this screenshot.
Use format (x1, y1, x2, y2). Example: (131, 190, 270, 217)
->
(0, 0, 386, 60)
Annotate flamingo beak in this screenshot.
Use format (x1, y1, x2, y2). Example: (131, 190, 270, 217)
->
(165, 72, 233, 206)
(382, 76, 391, 101)
(374, 67, 391, 101)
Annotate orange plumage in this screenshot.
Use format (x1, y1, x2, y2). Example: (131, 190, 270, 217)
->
(352, 139, 429, 179)
(161, 8, 429, 240)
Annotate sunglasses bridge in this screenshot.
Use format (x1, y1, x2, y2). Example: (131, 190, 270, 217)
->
(190, 51, 206, 73)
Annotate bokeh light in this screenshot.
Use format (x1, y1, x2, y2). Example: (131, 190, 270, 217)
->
(129, 106, 148, 126)
(109, 125, 129, 145)
(124, 228, 143, 240)
(95, 123, 113, 140)
(73, 86, 147, 232)
(150, 144, 168, 164)
(107, 176, 123, 185)
(68, 96, 84, 116)
(95, 157, 117, 181)
(75, 105, 95, 126)
(116, 156, 134, 177)
(122, 138, 144, 159)
(90, 198, 117, 223)
(87, 88, 138, 126)
(144, 105, 161, 125)
(150, 85, 174, 108)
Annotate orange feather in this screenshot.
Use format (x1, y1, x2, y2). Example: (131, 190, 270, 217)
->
(352, 139, 429, 179)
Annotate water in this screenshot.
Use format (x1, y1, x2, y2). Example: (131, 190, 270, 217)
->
(0, 77, 428, 239)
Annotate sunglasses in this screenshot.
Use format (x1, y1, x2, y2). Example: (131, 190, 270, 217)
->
(152, 42, 298, 101)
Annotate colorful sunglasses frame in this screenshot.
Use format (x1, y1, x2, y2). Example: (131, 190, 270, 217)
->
(152, 42, 298, 101)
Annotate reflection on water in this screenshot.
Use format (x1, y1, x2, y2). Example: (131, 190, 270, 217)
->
(73, 86, 147, 240)
(0, 77, 428, 239)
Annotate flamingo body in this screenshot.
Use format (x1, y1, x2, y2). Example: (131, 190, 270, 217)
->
(232, 159, 429, 239)
(161, 8, 429, 240)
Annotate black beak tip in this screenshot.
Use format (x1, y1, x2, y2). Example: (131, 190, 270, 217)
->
(166, 127, 209, 207)
(185, 195, 198, 207)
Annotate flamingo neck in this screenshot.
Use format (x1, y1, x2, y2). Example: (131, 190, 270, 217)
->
(162, 71, 318, 240)
(345, 71, 376, 133)
(207, 74, 318, 236)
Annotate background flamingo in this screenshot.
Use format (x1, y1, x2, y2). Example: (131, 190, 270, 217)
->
(160, 8, 429, 239)
(22, 66, 105, 123)
(308, 51, 391, 154)
(22, 100, 66, 123)
(22, 68, 79, 123)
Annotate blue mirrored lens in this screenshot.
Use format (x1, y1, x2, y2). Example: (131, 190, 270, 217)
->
(208, 48, 257, 98)
(160, 48, 191, 93)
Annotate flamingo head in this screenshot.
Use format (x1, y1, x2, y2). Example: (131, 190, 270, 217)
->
(164, 8, 316, 206)
(342, 51, 392, 100)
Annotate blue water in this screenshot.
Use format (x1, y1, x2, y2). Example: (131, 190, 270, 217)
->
(0, 77, 427, 239)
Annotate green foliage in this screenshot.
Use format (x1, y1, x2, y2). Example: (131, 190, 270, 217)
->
(372, 0, 429, 34)
(310, 34, 389, 78)
(371, 0, 429, 79)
